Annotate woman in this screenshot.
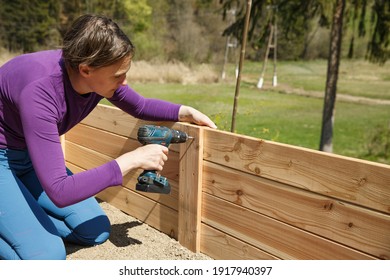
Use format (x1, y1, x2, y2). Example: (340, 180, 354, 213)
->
(0, 14, 216, 260)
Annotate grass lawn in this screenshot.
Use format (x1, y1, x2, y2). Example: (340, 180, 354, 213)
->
(101, 59, 390, 164)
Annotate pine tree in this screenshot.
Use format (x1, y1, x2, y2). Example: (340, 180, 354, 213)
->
(0, 0, 60, 52)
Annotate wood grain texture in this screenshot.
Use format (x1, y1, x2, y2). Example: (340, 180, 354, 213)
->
(65, 140, 179, 210)
(202, 193, 375, 259)
(66, 123, 141, 158)
(66, 162, 178, 238)
(66, 124, 181, 190)
(177, 124, 203, 253)
(97, 187, 178, 239)
(80, 104, 144, 138)
(63, 104, 390, 259)
(203, 129, 390, 214)
(203, 161, 390, 259)
(200, 224, 279, 260)
(80, 104, 181, 152)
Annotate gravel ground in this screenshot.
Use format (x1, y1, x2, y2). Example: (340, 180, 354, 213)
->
(65, 201, 212, 260)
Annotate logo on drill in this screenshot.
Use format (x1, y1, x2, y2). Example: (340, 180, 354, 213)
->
(136, 125, 191, 194)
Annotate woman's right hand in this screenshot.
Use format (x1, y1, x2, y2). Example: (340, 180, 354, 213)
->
(115, 144, 169, 176)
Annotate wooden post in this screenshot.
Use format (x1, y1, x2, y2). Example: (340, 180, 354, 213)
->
(177, 124, 204, 252)
(272, 16, 278, 87)
(257, 24, 274, 89)
(257, 5, 278, 89)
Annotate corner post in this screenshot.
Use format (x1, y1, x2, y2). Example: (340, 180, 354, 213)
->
(177, 124, 204, 252)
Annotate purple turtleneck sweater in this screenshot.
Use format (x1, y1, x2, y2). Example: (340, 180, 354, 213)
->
(0, 49, 181, 207)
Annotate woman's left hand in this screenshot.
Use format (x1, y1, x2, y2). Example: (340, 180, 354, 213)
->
(178, 105, 217, 129)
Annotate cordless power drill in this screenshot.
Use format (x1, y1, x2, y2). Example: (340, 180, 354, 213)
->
(136, 125, 191, 194)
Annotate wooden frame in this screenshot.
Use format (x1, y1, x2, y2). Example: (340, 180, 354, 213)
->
(65, 104, 390, 260)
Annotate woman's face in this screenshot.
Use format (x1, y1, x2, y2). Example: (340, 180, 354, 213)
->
(83, 55, 131, 98)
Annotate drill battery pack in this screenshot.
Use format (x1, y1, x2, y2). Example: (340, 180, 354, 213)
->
(136, 170, 171, 194)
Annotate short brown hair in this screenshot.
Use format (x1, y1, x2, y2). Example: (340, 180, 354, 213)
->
(62, 14, 135, 70)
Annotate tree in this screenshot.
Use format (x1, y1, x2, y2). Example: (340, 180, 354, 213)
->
(366, 0, 390, 64)
(220, 0, 389, 152)
(318, 0, 389, 152)
(319, 0, 346, 152)
(0, 0, 60, 52)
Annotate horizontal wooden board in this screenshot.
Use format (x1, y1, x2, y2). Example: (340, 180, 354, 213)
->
(81, 104, 146, 138)
(202, 193, 375, 259)
(80, 104, 181, 152)
(66, 162, 83, 174)
(66, 162, 178, 239)
(67, 123, 180, 175)
(65, 105, 389, 259)
(203, 161, 390, 259)
(65, 140, 179, 211)
(66, 123, 143, 159)
(200, 224, 279, 260)
(66, 124, 181, 186)
(203, 129, 390, 214)
(97, 187, 178, 239)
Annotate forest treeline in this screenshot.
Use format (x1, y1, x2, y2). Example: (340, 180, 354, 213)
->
(0, 0, 377, 63)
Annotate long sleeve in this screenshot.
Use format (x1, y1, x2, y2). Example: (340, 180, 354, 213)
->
(18, 78, 123, 207)
(108, 85, 182, 122)
(1, 50, 182, 208)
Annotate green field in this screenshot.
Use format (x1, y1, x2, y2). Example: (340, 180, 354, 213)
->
(102, 59, 390, 164)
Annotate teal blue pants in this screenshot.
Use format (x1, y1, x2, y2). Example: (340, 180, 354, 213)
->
(0, 149, 111, 260)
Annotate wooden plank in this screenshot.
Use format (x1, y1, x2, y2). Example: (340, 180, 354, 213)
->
(60, 135, 66, 156)
(203, 129, 390, 214)
(65, 141, 179, 210)
(66, 124, 181, 185)
(66, 162, 178, 238)
(178, 124, 203, 253)
(79, 104, 181, 152)
(66, 105, 389, 259)
(202, 193, 376, 259)
(66, 123, 142, 158)
(203, 161, 390, 259)
(200, 224, 279, 260)
(66, 162, 83, 174)
(97, 187, 178, 239)
(67, 123, 182, 162)
(81, 104, 144, 138)
(64, 138, 179, 194)
(65, 140, 112, 168)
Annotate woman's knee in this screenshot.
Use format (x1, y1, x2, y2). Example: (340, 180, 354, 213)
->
(71, 214, 111, 246)
(88, 213, 111, 245)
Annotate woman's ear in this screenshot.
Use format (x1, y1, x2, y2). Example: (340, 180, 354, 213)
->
(79, 64, 91, 77)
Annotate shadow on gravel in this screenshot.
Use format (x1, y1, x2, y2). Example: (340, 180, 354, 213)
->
(65, 220, 143, 255)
